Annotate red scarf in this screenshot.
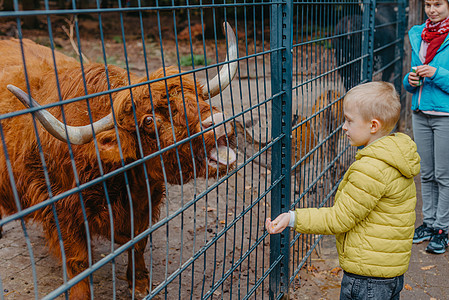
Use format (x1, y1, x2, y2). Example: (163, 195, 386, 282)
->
(421, 17, 449, 64)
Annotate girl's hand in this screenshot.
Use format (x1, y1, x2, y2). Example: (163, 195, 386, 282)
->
(408, 70, 421, 87)
(266, 213, 291, 234)
(416, 65, 437, 78)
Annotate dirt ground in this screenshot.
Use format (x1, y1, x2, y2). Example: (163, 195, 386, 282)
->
(0, 12, 349, 299)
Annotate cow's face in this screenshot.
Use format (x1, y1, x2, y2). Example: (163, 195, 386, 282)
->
(7, 22, 238, 185)
(113, 68, 236, 184)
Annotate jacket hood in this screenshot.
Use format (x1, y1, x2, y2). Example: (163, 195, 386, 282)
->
(355, 132, 421, 178)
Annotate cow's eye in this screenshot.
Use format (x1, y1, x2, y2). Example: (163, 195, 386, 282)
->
(144, 116, 153, 126)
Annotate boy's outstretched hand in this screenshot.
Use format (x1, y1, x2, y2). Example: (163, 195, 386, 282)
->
(265, 212, 291, 234)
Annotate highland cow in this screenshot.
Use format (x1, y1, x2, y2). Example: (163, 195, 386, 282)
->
(0, 23, 237, 299)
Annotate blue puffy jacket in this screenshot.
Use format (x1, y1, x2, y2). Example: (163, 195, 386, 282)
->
(403, 23, 449, 112)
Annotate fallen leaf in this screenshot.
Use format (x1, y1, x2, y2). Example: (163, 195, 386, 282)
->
(220, 220, 225, 224)
(420, 265, 436, 271)
(307, 265, 318, 272)
(202, 206, 216, 212)
(330, 267, 342, 276)
(245, 185, 252, 190)
(404, 284, 412, 291)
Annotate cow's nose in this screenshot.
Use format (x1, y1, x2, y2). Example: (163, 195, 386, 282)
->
(201, 112, 231, 137)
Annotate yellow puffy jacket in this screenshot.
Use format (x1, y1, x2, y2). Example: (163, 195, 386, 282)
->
(294, 133, 421, 278)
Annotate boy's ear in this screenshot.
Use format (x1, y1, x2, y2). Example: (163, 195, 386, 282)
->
(370, 119, 381, 133)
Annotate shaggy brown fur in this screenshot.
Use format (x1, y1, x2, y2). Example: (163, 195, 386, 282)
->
(0, 39, 234, 299)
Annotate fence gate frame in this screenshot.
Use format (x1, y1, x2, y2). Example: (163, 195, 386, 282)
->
(268, 0, 407, 298)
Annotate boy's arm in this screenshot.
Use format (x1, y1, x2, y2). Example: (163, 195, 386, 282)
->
(293, 160, 386, 235)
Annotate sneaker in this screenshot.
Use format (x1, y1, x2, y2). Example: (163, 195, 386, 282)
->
(426, 229, 449, 254)
(413, 223, 434, 243)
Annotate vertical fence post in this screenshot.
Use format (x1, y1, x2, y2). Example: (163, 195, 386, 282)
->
(270, 0, 293, 298)
(395, 0, 407, 93)
(362, 0, 376, 82)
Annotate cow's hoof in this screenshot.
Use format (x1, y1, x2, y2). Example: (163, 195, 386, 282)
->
(128, 270, 150, 299)
(129, 282, 149, 299)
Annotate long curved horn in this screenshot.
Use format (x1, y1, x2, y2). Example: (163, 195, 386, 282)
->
(204, 22, 238, 99)
(7, 85, 114, 145)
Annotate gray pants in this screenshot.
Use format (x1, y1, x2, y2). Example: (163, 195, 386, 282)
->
(340, 272, 403, 300)
(412, 111, 449, 231)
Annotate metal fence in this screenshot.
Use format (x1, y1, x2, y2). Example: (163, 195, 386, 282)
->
(0, 0, 406, 299)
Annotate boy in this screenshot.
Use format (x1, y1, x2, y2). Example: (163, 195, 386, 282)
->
(266, 82, 421, 300)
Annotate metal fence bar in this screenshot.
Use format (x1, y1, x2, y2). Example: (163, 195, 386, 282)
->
(395, 0, 407, 93)
(362, 0, 376, 83)
(0, 1, 407, 299)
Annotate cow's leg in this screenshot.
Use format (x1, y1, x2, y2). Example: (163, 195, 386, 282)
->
(120, 181, 163, 298)
(113, 205, 151, 298)
(43, 212, 91, 300)
(0, 211, 3, 238)
(66, 255, 90, 300)
(126, 237, 149, 298)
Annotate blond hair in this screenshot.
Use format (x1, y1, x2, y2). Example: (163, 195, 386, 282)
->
(344, 81, 401, 133)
